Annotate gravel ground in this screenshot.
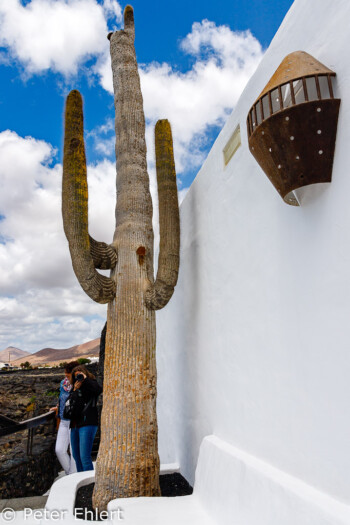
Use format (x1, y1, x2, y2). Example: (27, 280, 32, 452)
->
(74, 473, 193, 521)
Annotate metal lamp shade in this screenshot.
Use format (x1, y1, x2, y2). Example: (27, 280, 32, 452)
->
(247, 52, 340, 205)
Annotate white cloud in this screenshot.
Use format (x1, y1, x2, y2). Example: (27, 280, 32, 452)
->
(102, 0, 122, 20)
(0, 292, 105, 351)
(180, 19, 262, 65)
(0, 130, 117, 351)
(87, 118, 116, 157)
(86, 159, 116, 242)
(0, 0, 121, 75)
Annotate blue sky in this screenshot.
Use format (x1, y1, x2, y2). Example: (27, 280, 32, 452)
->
(0, 0, 294, 353)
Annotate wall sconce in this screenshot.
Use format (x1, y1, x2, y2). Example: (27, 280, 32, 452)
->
(247, 51, 340, 205)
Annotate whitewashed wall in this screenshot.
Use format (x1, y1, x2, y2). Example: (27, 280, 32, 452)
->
(156, 0, 350, 511)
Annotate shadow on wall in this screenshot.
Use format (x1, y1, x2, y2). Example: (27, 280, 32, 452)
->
(175, 188, 212, 482)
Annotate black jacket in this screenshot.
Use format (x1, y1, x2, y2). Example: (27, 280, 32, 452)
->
(69, 377, 102, 428)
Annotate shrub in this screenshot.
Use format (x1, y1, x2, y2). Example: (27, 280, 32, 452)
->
(77, 358, 91, 365)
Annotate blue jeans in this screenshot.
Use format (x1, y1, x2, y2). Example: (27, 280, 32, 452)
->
(70, 425, 97, 472)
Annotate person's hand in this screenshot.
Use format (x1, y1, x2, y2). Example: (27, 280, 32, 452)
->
(50, 406, 58, 413)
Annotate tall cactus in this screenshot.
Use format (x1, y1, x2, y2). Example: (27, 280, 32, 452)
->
(62, 5, 180, 511)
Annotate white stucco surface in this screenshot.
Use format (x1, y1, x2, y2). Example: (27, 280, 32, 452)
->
(109, 435, 350, 525)
(156, 0, 350, 515)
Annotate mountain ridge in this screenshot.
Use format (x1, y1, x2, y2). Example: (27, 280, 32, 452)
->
(0, 347, 31, 363)
(1, 339, 100, 366)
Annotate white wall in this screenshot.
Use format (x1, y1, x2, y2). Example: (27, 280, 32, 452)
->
(156, 0, 350, 508)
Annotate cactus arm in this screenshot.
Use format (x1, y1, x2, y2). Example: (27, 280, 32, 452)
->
(89, 236, 117, 270)
(145, 119, 180, 310)
(62, 89, 116, 304)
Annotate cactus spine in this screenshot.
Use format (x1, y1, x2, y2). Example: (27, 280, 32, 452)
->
(62, 5, 180, 511)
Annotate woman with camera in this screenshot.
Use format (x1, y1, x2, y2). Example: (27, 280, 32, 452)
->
(65, 365, 102, 472)
(50, 360, 79, 475)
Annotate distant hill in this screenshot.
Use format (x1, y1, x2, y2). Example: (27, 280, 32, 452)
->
(11, 338, 100, 367)
(0, 347, 31, 363)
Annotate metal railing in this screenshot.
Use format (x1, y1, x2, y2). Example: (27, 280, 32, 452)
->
(0, 411, 56, 455)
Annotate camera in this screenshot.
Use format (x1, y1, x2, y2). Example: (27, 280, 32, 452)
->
(76, 373, 84, 381)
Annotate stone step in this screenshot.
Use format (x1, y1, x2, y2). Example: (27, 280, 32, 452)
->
(0, 495, 48, 512)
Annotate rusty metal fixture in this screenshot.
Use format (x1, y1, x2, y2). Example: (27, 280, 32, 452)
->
(247, 51, 341, 205)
